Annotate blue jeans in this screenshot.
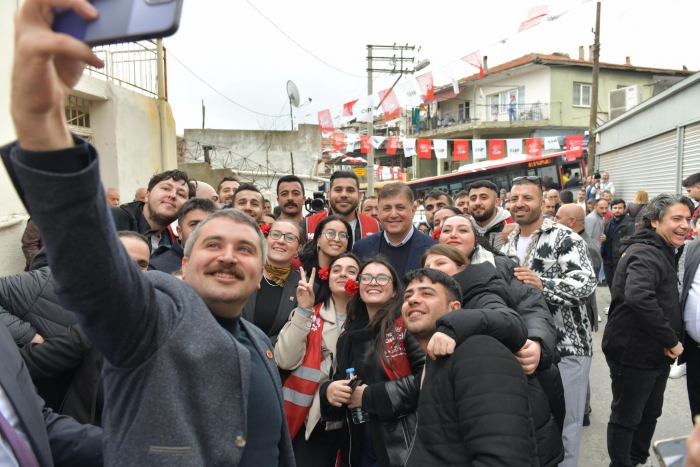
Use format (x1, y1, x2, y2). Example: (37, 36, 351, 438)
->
(508, 108, 517, 121)
(606, 357, 670, 467)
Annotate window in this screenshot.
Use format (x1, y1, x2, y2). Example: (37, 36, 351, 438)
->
(573, 83, 592, 106)
(458, 102, 470, 122)
(489, 88, 525, 113)
(64, 95, 93, 142)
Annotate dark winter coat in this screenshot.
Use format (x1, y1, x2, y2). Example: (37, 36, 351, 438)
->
(110, 201, 175, 253)
(601, 214, 636, 265)
(0, 266, 76, 344)
(602, 228, 684, 369)
(319, 310, 424, 467)
(21, 325, 104, 427)
(149, 239, 184, 274)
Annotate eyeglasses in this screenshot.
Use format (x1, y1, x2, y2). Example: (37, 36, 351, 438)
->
(512, 176, 541, 185)
(323, 230, 348, 241)
(359, 273, 392, 286)
(269, 230, 299, 244)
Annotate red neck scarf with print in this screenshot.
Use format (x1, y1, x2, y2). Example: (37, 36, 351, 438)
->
(381, 316, 412, 380)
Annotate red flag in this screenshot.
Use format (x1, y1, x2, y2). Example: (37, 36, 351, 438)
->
(488, 139, 505, 160)
(461, 51, 485, 79)
(332, 132, 345, 150)
(360, 135, 371, 154)
(415, 72, 434, 102)
(454, 140, 470, 161)
(566, 135, 584, 160)
(378, 88, 402, 120)
(417, 139, 432, 159)
(343, 99, 358, 117)
(386, 137, 399, 155)
(519, 5, 548, 32)
(525, 138, 542, 157)
(317, 110, 334, 132)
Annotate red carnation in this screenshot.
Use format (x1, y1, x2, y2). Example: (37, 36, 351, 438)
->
(432, 228, 441, 241)
(344, 280, 359, 296)
(318, 266, 329, 280)
(260, 224, 271, 236)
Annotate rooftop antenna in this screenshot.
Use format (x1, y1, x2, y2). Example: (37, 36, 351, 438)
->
(286, 80, 301, 174)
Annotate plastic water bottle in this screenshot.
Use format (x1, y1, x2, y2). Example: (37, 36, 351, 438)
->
(346, 368, 368, 424)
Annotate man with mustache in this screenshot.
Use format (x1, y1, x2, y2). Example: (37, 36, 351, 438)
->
(111, 169, 196, 255)
(2, 3, 294, 464)
(276, 175, 305, 224)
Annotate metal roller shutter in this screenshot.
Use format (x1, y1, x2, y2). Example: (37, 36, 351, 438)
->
(598, 130, 677, 202)
(683, 122, 700, 179)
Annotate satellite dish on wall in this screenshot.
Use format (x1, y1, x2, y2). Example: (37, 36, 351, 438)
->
(287, 80, 301, 108)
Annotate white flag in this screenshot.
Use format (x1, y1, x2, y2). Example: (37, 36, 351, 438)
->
(396, 78, 424, 107)
(506, 139, 523, 157)
(371, 136, 387, 149)
(352, 94, 376, 123)
(434, 139, 448, 159)
(403, 138, 416, 158)
(345, 134, 359, 153)
(472, 139, 487, 160)
(544, 136, 560, 150)
(330, 105, 344, 129)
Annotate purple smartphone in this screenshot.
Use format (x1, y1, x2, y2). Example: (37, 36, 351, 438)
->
(52, 0, 184, 46)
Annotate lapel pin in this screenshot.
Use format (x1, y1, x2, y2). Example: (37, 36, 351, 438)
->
(289, 296, 294, 301)
(266, 350, 273, 359)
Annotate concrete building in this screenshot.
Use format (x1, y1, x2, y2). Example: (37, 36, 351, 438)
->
(411, 51, 692, 179)
(594, 71, 700, 202)
(0, 1, 178, 276)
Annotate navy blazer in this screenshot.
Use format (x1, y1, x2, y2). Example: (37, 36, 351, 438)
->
(352, 227, 437, 276)
(0, 323, 102, 467)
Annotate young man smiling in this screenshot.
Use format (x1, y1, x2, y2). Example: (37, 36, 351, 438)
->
(467, 180, 514, 250)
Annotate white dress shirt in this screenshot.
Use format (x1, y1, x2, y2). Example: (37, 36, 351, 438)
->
(0, 384, 34, 467)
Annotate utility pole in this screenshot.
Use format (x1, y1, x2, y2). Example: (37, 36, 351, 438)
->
(202, 100, 205, 129)
(366, 44, 428, 196)
(156, 39, 168, 172)
(587, 1, 601, 177)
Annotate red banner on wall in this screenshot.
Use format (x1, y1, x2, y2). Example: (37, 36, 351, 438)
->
(417, 139, 432, 159)
(525, 138, 542, 157)
(488, 139, 505, 160)
(360, 135, 371, 154)
(386, 137, 399, 155)
(332, 132, 345, 150)
(415, 72, 434, 103)
(454, 140, 470, 160)
(566, 135, 584, 160)
(378, 89, 401, 120)
(317, 109, 334, 133)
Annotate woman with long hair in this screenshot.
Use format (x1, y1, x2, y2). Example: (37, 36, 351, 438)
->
(626, 190, 649, 224)
(298, 215, 353, 280)
(319, 256, 423, 467)
(276, 253, 361, 467)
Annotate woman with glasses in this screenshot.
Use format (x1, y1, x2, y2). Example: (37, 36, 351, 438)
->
(437, 214, 566, 467)
(320, 257, 423, 467)
(242, 219, 302, 345)
(276, 253, 361, 467)
(298, 215, 354, 281)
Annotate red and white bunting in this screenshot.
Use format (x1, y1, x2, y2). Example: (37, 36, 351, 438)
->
(506, 139, 523, 157)
(417, 139, 432, 159)
(461, 51, 484, 79)
(332, 132, 345, 150)
(434, 139, 448, 159)
(378, 89, 402, 120)
(330, 105, 344, 129)
(343, 99, 358, 117)
(488, 139, 505, 160)
(403, 138, 417, 158)
(525, 138, 542, 157)
(360, 135, 371, 154)
(352, 94, 375, 123)
(518, 5, 548, 32)
(454, 140, 470, 160)
(396, 78, 424, 107)
(371, 136, 387, 149)
(415, 72, 434, 103)
(345, 134, 359, 154)
(566, 135, 584, 160)
(544, 136, 560, 150)
(472, 139, 487, 160)
(386, 137, 399, 155)
(317, 109, 334, 133)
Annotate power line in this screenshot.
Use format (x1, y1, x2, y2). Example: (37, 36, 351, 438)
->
(245, 0, 366, 79)
(167, 49, 286, 118)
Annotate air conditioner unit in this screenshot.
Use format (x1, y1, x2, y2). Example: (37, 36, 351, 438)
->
(609, 85, 642, 120)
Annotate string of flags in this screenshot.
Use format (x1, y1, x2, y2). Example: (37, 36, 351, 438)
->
(330, 133, 586, 162)
(316, 0, 593, 133)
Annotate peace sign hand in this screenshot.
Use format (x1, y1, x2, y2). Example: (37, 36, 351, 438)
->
(296, 267, 316, 309)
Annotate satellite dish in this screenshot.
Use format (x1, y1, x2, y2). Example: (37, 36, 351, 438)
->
(287, 80, 301, 108)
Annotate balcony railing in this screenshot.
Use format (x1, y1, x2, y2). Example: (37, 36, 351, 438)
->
(409, 103, 549, 134)
(85, 40, 165, 100)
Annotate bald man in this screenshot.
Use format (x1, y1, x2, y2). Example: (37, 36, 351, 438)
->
(195, 181, 219, 203)
(134, 188, 147, 203)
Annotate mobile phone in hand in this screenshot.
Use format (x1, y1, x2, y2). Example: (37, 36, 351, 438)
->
(52, 0, 184, 47)
(654, 437, 687, 467)
(348, 377, 362, 391)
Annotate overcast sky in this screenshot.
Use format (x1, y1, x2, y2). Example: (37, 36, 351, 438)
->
(164, 0, 700, 135)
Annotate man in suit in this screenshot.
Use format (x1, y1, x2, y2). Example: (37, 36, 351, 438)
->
(353, 182, 436, 276)
(680, 239, 700, 419)
(2, 2, 294, 465)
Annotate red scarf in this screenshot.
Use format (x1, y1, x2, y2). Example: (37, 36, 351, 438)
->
(380, 316, 413, 380)
(283, 304, 324, 439)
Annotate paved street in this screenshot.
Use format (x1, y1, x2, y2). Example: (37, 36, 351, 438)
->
(580, 286, 692, 467)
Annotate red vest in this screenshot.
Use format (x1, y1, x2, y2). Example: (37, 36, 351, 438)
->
(304, 211, 380, 242)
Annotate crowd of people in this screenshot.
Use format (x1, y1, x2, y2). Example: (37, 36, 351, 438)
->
(2, 1, 700, 466)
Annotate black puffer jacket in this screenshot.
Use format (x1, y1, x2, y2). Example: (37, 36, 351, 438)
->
(0, 266, 76, 344)
(451, 261, 565, 467)
(603, 228, 683, 369)
(320, 310, 424, 467)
